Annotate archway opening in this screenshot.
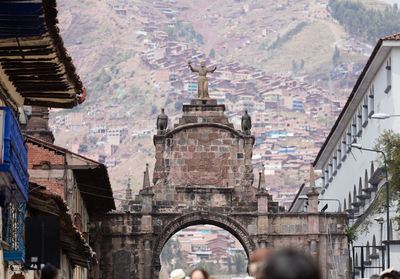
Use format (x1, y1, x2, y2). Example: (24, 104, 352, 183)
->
(159, 224, 248, 279)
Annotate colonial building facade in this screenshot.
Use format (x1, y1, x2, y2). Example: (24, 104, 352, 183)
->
(313, 33, 400, 277)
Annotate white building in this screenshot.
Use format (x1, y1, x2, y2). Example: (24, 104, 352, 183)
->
(313, 33, 400, 277)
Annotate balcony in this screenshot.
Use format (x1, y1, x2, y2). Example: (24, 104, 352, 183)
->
(0, 107, 29, 202)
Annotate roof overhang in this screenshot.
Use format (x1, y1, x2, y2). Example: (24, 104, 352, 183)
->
(314, 39, 400, 169)
(28, 185, 93, 267)
(0, 0, 84, 109)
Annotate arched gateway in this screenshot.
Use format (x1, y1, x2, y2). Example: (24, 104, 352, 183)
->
(100, 99, 351, 279)
(152, 212, 256, 269)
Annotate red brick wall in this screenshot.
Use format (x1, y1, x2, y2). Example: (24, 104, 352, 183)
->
(27, 142, 65, 197)
(27, 143, 64, 168)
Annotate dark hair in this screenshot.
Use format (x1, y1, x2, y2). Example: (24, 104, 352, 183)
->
(190, 268, 209, 279)
(41, 264, 58, 279)
(380, 270, 400, 279)
(261, 248, 321, 279)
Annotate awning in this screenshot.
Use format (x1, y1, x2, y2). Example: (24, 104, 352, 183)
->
(0, 0, 84, 109)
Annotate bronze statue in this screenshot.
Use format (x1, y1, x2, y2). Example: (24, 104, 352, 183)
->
(241, 110, 252, 135)
(156, 108, 168, 134)
(188, 60, 217, 99)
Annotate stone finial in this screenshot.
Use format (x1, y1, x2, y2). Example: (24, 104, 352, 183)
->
(143, 164, 151, 189)
(258, 164, 266, 191)
(156, 108, 168, 134)
(241, 110, 252, 135)
(126, 178, 133, 201)
(309, 163, 316, 188)
(307, 164, 319, 213)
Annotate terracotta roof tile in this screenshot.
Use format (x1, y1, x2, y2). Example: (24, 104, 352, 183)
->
(382, 33, 400, 40)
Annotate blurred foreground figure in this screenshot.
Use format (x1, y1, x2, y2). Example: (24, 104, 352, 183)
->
(380, 268, 400, 279)
(170, 269, 186, 279)
(248, 248, 272, 279)
(261, 248, 321, 279)
(190, 268, 210, 279)
(41, 264, 58, 279)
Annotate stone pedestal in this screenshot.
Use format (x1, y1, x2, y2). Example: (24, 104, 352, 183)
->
(177, 99, 232, 127)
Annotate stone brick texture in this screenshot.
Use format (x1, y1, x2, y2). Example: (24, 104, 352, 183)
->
(153, 99, 255, 204)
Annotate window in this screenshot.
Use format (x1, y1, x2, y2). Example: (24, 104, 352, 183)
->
(369, 85, 374, 116)
(352, 116, 357, 142)
(324, 169, 329, 186)
(346, 127, 352, 152)
(342, 135, 347, 160)
(385, 57, 391, 93)
(363, 95, 368, 126)
(357, 107, 362, 135)
(2, 203, 26, 262)
(333, 156, 337, 175)
(328, 162, 333, 181)
(337, 147, 342, 166)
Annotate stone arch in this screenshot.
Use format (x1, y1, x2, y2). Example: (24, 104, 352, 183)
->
(152, 211, 257, 270)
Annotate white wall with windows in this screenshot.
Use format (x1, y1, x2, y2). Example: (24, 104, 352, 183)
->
(314, 44, 400, 275)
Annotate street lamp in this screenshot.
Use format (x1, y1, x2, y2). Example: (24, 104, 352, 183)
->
(350, 143, 390, 268)
(298, 195, 342, 212)
(370, 113, 400, 119)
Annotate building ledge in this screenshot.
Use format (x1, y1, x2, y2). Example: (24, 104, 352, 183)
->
(369, 167, 385, 185)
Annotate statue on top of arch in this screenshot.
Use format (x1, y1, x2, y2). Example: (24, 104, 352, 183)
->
(188, 60, 217, 99)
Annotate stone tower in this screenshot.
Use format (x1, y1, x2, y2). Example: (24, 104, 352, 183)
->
(23, 106, 55, 143)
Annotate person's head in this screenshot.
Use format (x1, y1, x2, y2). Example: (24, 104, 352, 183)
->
(261, 248, 320, 279)
(170, 269, 186, 279)
(248, 248, 272, 279)
(190, 268, 209, 279)
(200, 61, 206, 67)
(380, 268, 400, 279)
(41, 264, 58, 279)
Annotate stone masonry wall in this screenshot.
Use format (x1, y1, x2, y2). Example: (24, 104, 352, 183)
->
(158, 126, 251, 187)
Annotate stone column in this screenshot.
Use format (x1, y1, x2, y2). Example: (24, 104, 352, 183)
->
(143, 240, 152, 279)
(307, 165, 320, 260)
(256, 190, 269, 235)
(139, 168, 154, 279)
